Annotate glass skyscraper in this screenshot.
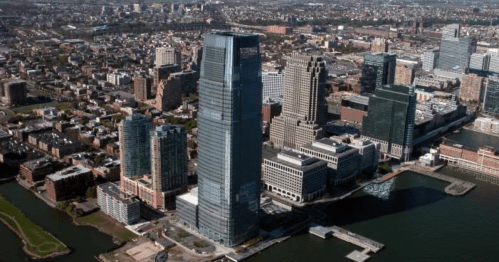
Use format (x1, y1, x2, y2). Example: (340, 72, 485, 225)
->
(197, 32, 262, 246)
(118, 114, 154, 178)
(361, 85, 416, 161)
(361, 53, 396, 93)
(437, 24, 476, 74)
(483, 76, 499, 115)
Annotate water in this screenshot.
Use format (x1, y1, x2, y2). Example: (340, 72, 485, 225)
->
(0, 182, 118, 262)
(446, 128, 499, 150)
(247, 168, 499, 262)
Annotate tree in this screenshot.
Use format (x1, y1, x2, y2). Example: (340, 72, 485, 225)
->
(86, 186, 97, 199)
(81, 116, 89, 125)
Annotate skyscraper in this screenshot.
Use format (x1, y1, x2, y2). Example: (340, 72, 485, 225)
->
(361, 53, 396, 93)
(134, 75, 152, 102)
(118, 114, 154, 178)
(437, 24, 476, 74)
(270, 54, 327, 150)
(156, 47, 181, 67)
(483, 76, 499, 115)
(197, 32, 262, 246)
(361, 85, 417, 161)
(150, 125, 188, 207)
(469, 53, 490, 75)
(423, 50, 439, 71)
(262, 70, 284, 99)
(460, 73, 485, 103)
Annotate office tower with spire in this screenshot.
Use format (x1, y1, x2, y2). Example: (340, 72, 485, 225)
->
(118, 114, 154, 178)
(196, 32, 262, 246)
(270, 54, 327, 150)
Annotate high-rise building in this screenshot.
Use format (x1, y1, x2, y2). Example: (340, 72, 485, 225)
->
(153, 64, 181, 88)
(2, 80, 27, 106)
(361, 53, 396, 93)
(156, 70, 198, 111)
(150, 125, 188, 207)
(488, 54, 499, 74)
(483, 76, 499, 115)
(394, 62, 416, 85)
(469, 53, 490, 75)
(156, 47, 181, 67)
(460, 73, 485, 103)
(361, 85, 417, 161)
(196, 32, 262, 246)
(118, 114, 154, 179)
(270, 54, 327, 150)
(423, 50, 439, 71)
(134, 75, 152, 102)
(437, 24, 476, 74)
(370, 38, 389, 53)
(262, 70, 284, 99)
(97, 182, 140, 225)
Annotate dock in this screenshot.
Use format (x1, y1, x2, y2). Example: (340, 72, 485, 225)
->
(309, 225, 384, 262)
(377, 165, 475, 196)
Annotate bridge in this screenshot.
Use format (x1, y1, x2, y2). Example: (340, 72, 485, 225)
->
(377, 165, 475, 196)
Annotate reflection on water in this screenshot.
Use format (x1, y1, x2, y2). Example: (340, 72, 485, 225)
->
(363, 178, 395, 200)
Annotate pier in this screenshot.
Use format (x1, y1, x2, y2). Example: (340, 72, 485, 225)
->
(309, 225, 384, 261)
(377, 165, 475, 196)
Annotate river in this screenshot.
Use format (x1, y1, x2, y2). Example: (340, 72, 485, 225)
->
(0, 181, 118, 262)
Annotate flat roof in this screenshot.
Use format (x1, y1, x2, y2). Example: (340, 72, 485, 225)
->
(177, 187, 198, 206)
(343, 95, 369, 106)
(46, 165, 91, 181)
(98, 182, 138, 205)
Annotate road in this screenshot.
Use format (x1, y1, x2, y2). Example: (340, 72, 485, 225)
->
(0, 106, 14, 123)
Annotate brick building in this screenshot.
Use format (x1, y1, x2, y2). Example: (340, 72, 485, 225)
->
(45, 165, 93, 202)
(460, 73, 485, 103)
(267, 25, 293, 35)
(19, 158, 56, 185)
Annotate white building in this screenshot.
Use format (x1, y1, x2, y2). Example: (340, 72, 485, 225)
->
(156, 47, 181, 67)
(107, 72, 131, 86)
(97, 182, 140, 225)
(262, 70, 284, 99)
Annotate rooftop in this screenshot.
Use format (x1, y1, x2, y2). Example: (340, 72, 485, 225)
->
(98, 182, 139, 205)
(46, 165, 91, 181)
(177, 187, 198, 206)
(22, 157, 52, 170)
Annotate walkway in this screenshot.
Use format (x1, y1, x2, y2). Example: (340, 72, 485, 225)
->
(377, 165, 475, 196)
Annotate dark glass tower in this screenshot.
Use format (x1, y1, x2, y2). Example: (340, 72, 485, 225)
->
(361, 53, 396, 94)
(361, 85, 416, 161)
(197, 32, 262, 246)
(483, 76, 499, 115)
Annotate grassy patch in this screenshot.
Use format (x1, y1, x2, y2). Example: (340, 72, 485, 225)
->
(13, 101, 60, 114)
(74, 211, 136, 243)
(0, 194, 68, 257)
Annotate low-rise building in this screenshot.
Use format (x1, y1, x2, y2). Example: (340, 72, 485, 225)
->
(19, 158, 55, 185)
(263, 151, 327, 203)
(340, 95, 369, 125)
(97, 182, 140, 225)
(176, 187, 198, 230)
(300, 138, 361, 186)
(45, 165, 93, 202)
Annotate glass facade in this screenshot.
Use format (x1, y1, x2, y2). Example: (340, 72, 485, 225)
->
(197, 32, 262, 246)
(119, 114, 153, 178)
(483, 77, 499, 115)
(362, 85, 416, 161)
(361, 53, 396, 93)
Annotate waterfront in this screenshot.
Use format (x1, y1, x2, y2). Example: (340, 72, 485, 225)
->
(446, 128, 499, 150)
(247, 167, 499, 262)
(0, 181, 118, 262)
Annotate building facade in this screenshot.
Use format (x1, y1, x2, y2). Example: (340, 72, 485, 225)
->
(361, 53, 396, 93)
(263, 151, 327, 203)
(394, 62, 415, 85)
(156, 47, 181, 67)
(134, 75, 152, 102)
(262, 70, 284, 99)
(460, 73, 485, 103)
(483, 76, 499, 115)
(437, 24, 476, 74)
(361, 85, 417, 161)
(423, 50, 439, 71)
(267, 25, 293, 35)
(2, 80, 27, 106)
(45, 165, 93, 202)
(97, 182, 140, 225)
(196, 32, 262, 246)
(300, 138, 361, 186)
(150, 125, 188, 208)
(270, 54, 327, 150)
(118, 114, 153, 179)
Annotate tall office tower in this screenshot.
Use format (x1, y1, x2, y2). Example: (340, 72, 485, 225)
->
(134, 75, 152, 102)
(361, 85, 417, 161)
(394, 62, 415, 85)
(488, 54, 499, 74)
(3, 80, 27, 106)
(423, 50, 439, 71)
(437, 24, 476, 74)
(262, 70, 284, 99)
(469, 53, 490, 75)
(442, 24, 461, 39)
(197, 32, 262, 246)
(460, 74, 485, 103)
(361, 53, 396, 93)
(150, 125, 188, 207)
(118, 114, 154, 179)
(483, 76, 499, 115)
(156, 47, 181, 67)
(270, 54, 327, 150)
